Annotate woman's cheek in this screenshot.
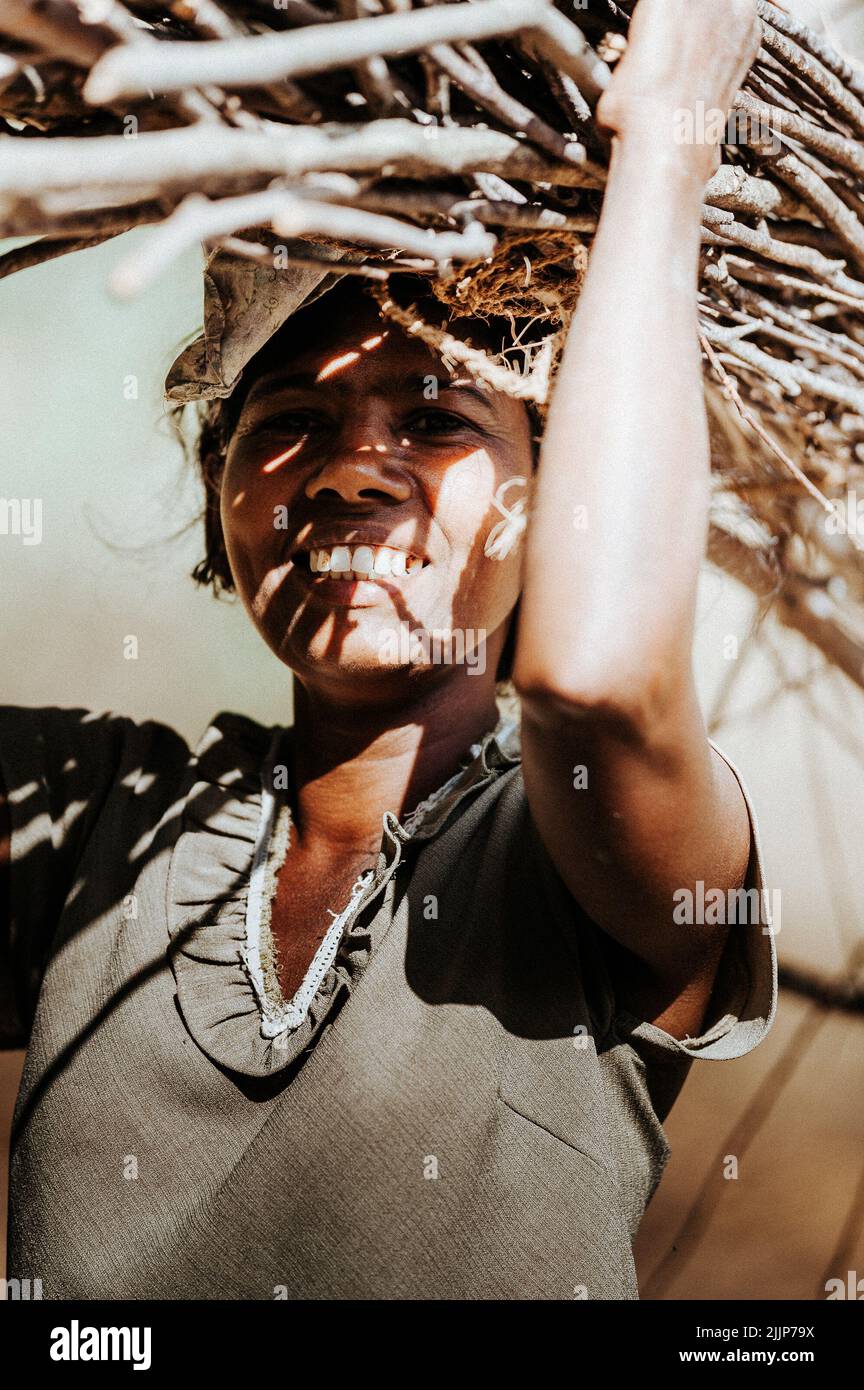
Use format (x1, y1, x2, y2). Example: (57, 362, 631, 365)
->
(432, 451, 520, 633)
(435, 447, 498, 541)
(223, 453, 295, 564)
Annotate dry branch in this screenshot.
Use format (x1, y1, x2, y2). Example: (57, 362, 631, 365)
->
(0, 121, 599, 197)
(83, 0, 594, 102)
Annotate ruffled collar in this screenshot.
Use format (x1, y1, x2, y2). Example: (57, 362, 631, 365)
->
(166, 711, 520, 1077)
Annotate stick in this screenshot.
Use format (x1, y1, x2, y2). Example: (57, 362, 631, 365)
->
(0, 230, 129, 279)
(703, 163, 808, 221)
(758, 16, 864, 137)
(427, 41, 585, 166)
(767, 148, 864, 272)
(701, 333, 864, 537)
(84, 0, 558, 101)
(757, 0, 864, 104)
(702, 320, 864, 415)
(701, 204, 849, 284)
(109, 186, 496, 294)
(0, 120, 600, 199)
(733, 89, 864, 180)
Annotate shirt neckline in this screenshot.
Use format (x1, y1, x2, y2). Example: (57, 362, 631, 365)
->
(165, 709, 521, 1077)
(242, 717, 521, 1039)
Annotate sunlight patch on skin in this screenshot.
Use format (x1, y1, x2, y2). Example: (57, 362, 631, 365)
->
(253, 561, 294, 610)
(316, 350, 361, 382)
(443, 447, 496, 497)
(231, 489, 246, 509)
(262, 438, 307, 473)
(314, 330, 388, 383)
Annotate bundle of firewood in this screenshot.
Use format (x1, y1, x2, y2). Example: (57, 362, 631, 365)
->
(2, 0, 864, 683)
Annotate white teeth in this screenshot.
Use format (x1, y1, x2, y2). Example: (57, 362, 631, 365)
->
(306, 544, 425, 577)
(374, 547, 395, 576)
(352, 545, 375, 576)
(329, 545, 351, 574)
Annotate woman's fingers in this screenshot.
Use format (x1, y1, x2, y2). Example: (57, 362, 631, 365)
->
(596, 0, 761, 154)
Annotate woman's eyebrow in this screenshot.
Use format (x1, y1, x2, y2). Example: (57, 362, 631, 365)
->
(243, 368, 500, 419)
(244, 370, 319, 406)
(398, 373, 498, 418)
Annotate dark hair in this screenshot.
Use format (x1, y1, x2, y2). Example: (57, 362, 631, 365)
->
(187, 276, 539, 682)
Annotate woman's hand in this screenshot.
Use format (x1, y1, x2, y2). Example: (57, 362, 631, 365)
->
(596, 0, 762, 180)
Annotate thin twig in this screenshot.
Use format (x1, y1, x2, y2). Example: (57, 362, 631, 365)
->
(700, 332, 864, 538)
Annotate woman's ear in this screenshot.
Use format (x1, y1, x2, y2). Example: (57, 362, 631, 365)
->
(193, 443, 235, 595)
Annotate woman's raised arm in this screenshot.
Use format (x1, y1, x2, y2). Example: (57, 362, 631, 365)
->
(513, 0, 763, 1038)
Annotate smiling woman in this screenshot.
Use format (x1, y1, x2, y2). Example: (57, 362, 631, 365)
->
(189, 275, 536, 686)
(0, 0, 779, 1304)
(183, 276, 539, 1007)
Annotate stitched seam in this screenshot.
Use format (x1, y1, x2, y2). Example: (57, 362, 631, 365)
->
(494, 1093, 614, 1180)
(257, 800, 292, 1016)
(267, 869, 373, 1037)
(241, 731, 376, 1041)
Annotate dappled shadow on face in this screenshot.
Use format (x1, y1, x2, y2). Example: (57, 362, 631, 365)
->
(221, 280, 530, 776)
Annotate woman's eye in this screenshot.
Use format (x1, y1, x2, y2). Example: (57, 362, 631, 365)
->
(255, 410, 329, 437)
(405, 409, 474, 437)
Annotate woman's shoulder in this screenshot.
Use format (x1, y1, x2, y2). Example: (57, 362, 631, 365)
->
(0, 703, 279, 770)
(0, 704, 282, 836)
(0, 702, 192, 794)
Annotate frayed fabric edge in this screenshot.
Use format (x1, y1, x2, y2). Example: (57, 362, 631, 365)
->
(241, 729, 375, 1042)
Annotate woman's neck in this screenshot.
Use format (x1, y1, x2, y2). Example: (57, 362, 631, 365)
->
(286, 673, 503, 851)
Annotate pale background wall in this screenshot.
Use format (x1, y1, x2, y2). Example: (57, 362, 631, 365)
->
(0, 241, 297, 741)
(2, 0, 864, 1301)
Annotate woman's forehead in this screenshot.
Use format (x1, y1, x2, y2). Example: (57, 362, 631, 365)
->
(248, 283, 504, 386)
(245, 314, 449, 402)
(235, 285, 529, 431)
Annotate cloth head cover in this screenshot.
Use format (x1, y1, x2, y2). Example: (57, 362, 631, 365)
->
(164, 238, 346, 405)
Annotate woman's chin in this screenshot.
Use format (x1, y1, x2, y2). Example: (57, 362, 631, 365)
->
(275, 628, 407, 678)
(279, 630, 470, 686)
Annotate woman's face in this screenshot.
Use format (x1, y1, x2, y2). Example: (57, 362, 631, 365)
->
(220, 289, 533, 691)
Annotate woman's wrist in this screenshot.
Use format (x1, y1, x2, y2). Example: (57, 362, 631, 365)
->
(607, 126, 715, 204)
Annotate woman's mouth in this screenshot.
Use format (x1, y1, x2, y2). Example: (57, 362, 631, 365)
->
(289, 543, 431, 607)
(305, 544, 427, 578)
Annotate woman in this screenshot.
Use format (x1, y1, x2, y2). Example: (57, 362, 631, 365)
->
(0, 0, 775, 1299)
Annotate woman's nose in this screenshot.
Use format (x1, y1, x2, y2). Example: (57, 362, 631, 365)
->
(305, 437, 414, 504)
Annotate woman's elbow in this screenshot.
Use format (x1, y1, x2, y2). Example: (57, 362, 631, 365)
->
(513, 656, 690, 745)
